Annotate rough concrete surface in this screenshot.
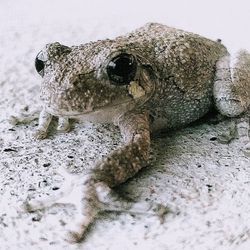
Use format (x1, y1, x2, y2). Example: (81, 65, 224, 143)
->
(0, 4, 250, 250)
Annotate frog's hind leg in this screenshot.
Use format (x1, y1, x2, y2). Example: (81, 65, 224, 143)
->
(214, 50, 250, 153)
(214, 50, 250, 116)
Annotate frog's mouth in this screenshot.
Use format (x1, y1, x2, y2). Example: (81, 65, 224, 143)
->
(43, 78, 154, 119)
(42, 67, 156, 120)
(44, 97, 136, 120)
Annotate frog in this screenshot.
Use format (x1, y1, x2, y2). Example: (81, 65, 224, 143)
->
(24, 22, 250, 242)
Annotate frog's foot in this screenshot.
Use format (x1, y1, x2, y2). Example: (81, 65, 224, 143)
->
(66, 182, 169, 243)
(217, 120, 237, 144)
(8, 110, 40, 125)
(23, 166, 82, 212)
(31, 108, 53, 140)
(23, 167, 100, 243)
(94, 182, 169, 217)
(237, 117, 250, 156)
(218, 116, 250, 155)
(24, 166, 169, 243)
(57, 117, 70, 133)
(244, 142, 250, 156)
(32, 129, 48, 140)
(32, 110, 71, 139)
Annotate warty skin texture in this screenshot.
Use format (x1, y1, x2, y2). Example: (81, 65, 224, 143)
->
(26, 23, 250, 242)
(39, 23, 226, 128)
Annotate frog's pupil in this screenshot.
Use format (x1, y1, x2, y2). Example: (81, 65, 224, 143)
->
(35, 51, 45, 77)
(107, 53, 137, 85)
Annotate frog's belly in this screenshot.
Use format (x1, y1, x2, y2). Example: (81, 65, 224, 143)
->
(148, 91, 213, 132)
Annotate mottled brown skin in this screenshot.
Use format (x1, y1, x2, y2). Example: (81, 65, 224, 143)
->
(93, 111, 151, 187)
(27, 23, 250, 242)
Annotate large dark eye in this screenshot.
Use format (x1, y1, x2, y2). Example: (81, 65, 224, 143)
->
(107, 53, 137, 85)
(35, 51, 45, 77)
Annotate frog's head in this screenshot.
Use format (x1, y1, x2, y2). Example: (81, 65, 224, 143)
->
(35, 41, 155, 121)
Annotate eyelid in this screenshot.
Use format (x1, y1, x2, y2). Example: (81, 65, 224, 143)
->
(37, 50, 48, 61)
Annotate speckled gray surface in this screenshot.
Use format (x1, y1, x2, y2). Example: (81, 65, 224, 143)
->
(1, 9, 250, 250)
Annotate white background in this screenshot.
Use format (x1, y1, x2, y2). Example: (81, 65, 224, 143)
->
(1, 0, 250, 54)
(0, 1, 250, 249)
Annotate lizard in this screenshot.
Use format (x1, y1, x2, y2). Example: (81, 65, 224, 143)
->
(22, 22, 250, 242)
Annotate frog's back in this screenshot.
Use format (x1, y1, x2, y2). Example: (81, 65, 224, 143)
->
(123, 23, 228, 130)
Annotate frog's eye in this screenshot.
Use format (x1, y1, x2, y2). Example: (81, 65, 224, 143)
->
(107, 53, 137, 85)
(35, 51, 46, 77)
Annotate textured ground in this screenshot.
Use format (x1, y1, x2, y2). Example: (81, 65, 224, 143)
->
(1, 2, 250, 250)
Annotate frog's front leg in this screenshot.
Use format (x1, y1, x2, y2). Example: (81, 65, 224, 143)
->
(57, 117, 70, 132)
(67, 111, 152, 242)
(93, 111, 151, 187)
(33, 108, 71, 139)
(24, 111, 165, 242)
(33, 108, 53, 139)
